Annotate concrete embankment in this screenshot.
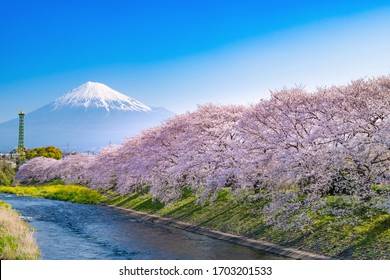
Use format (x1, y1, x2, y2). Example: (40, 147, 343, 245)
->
(107, 205, 330, 260)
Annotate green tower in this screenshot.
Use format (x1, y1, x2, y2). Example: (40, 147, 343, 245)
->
(18, 111, 25, 149)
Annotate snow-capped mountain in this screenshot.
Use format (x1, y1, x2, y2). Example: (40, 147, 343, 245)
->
(53, 81, 151, 112)
(0, 82, 174, 152)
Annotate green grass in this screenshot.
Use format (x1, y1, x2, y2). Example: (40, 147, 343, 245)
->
(0, 185, 104, 204)
(102, 188, 390, 259)
(0, 161, 15, 186)
(0, 200, 40, 260)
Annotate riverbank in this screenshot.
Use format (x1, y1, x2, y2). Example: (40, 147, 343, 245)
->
(0, 185, 103, 204)
(102, 188, 390, 260)
(0, 200, 40, 259)
(0, 185, 101, 259)
(105, 204, 327, 259)
(1, 185, 389, 259)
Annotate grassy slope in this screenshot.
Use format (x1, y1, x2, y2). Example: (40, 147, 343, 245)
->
(0, 200, 40, 260)
(0, 185, 104, 204)
(102, 188, 390, 260)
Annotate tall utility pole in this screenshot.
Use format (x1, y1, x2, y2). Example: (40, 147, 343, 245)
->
(18, 111, 25, 150)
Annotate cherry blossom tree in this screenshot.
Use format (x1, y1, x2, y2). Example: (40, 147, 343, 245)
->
(15, 157, 60, 183)
(57, 153, 96, 184)
(168, 104, 245, 201)
(87, 144, 122, 190)
(236, 77, 390, 228)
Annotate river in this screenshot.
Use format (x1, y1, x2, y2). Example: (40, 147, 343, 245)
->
(0, 193, 287, 260)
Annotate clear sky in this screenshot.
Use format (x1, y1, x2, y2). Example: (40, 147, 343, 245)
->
(1, 0, 390, 122)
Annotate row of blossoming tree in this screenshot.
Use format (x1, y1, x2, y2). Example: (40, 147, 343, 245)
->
(16, 76, 390, 229)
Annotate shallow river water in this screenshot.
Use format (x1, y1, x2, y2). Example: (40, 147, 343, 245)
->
(0, 193, 287, 260)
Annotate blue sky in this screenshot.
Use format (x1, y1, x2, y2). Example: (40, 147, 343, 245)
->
(1, 0, 390, 122)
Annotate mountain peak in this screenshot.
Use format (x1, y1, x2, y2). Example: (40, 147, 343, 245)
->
(53, 82, 151, 112)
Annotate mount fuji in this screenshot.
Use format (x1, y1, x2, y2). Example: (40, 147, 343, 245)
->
(53, 81, 152, 112)
(0, 82, 174, 152)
